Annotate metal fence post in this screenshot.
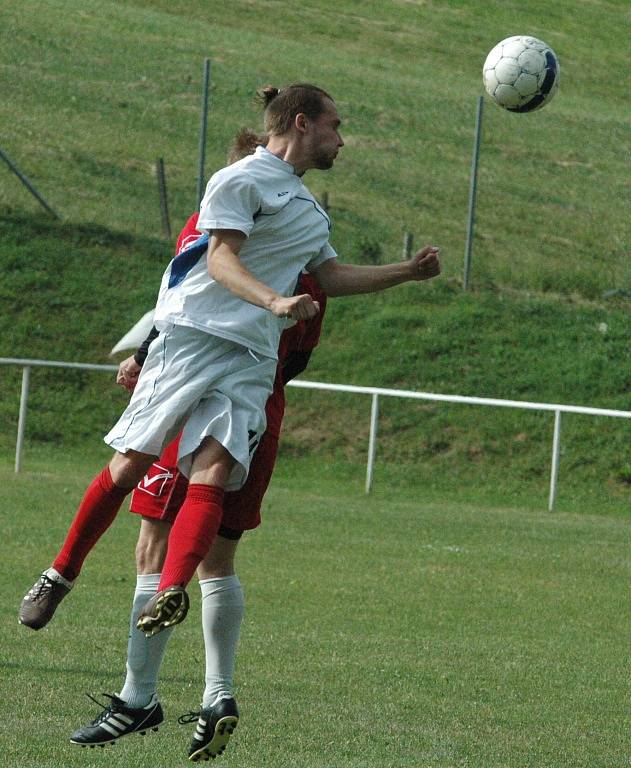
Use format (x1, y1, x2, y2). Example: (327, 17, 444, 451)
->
(548, 410, 562, 511)
(156, 157, 171, 238)
(15, 365, 30, 473)
(196, 58, 211, 207)
(0, 146, 61, 219)
(463, 95, 484, 290)
(402, 232, 413, 259)
(365, 393, 379, 494)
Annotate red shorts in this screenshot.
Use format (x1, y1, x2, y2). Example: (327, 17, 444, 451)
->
(129, 431, 279, 535)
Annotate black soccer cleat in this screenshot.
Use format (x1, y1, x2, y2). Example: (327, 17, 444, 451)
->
(70, 693, 163, 746)
(178, 696, 239, 762)
(136, 586, 190, 637)
(19, 571, 72, 630)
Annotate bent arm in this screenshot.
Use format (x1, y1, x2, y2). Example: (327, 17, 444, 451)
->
(313, 245, 440, 297)
(208, 229, 279, 310)
(207, 229, 320, 321)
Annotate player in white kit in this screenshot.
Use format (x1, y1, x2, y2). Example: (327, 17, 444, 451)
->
(20, 82, 440, 760)
(129, 83, 440, 640)
(24, 80, 440, 646)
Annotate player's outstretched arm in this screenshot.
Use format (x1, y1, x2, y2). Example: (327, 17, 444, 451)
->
(313, 245, 440, 297)
(208, 229, 320, 320)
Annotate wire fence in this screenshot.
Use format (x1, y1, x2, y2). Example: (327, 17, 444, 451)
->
(3, 356, 631, 510)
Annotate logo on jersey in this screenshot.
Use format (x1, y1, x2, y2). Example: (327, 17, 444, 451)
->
(248, 429, 261, 457)
(277, 191, 289, 197)
(137, 463, 175, 497)
(177, 234, 203, 254)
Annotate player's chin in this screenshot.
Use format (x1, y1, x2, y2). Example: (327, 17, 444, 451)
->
(314, 154, 335, 170)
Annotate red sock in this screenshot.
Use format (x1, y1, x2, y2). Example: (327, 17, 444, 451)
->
(158, 484, 224, 590)
(53, 466, 130, 581)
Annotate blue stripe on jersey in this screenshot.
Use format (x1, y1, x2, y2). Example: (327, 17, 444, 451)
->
(167, 234, 210, 289)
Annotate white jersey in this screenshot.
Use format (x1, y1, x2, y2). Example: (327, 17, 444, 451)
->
(153, 146, 337, 359)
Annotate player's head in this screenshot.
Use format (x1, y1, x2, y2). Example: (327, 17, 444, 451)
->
(227, 128, 268, 164)
(258, 83, 343, 170)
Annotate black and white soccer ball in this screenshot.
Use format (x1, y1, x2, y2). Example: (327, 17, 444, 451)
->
(482, 36, 560, 112)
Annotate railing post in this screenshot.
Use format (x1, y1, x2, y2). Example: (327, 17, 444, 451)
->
(548, 410, 562, 511)
(15, 365, 30, 473)
(365, 393, 379, 494)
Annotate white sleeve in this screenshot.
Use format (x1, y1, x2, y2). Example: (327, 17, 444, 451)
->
(306, 241, 338, 271)
(197, 169, 261, 236)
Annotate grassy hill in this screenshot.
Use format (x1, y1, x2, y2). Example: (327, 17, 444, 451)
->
(3, 0, 631, 293)
(2, 212, 631, 512)
(2, 0, 631, 508)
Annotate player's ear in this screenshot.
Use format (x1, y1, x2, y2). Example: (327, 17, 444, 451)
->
(294, 112, 308, 135)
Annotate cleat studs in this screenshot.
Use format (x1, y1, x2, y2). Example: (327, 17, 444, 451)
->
(152, 727, 159, 732)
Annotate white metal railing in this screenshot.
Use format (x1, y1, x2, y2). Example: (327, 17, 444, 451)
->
(2, 357, 631, 510)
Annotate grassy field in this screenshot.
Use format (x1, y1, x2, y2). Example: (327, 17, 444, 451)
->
(2, 0, 631, 502)
(2, 4, 631, 764)
(2, 448, 631, 768)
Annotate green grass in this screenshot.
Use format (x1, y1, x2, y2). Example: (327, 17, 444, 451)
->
(2, 6, 631, 761)
(3, 0, 631, 503)
(3, 448, 631, 767)
(2, 0, 631, 294)
(3, 233, 631, 508)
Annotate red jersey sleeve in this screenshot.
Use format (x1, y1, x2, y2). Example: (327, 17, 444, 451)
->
(175, 213, 202, 255)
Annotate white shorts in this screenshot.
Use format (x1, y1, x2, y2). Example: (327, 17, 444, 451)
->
(104, 324, 277, 490)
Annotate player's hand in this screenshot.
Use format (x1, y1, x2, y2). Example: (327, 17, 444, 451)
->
(408, 245, 441, 281)
(116, 355, 142, 392)
(270, 294, 320, 321)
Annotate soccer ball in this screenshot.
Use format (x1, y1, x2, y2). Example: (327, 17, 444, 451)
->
(482, 36, 560, 112)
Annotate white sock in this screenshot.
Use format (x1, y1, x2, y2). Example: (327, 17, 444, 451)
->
(200, 575, 244, 707)
(119, 573, 174, 708)
(45, 567, 74, 590)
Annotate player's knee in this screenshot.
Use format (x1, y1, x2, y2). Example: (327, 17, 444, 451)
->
(189, 438, 235, 487)
(110, 450, 156, 488)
